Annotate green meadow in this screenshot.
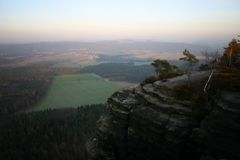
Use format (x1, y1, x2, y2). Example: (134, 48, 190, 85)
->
(30, 74, 120, 111)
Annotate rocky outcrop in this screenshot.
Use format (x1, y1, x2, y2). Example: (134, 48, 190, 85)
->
(194, 92, 240, 160)
(96, 71, 240, 160)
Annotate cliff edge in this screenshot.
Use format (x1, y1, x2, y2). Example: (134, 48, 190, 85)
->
(95, 71, 240, 160)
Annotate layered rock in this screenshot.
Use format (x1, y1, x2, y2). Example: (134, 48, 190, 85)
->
(96, 71, 240, 160)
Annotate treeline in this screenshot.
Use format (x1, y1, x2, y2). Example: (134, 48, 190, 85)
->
(81, 63, 155, 83)
(0, 104, 106, 160)
(0, 67, 55, 115)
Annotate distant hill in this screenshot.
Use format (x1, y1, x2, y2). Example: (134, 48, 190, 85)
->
(0, 40, 219, 56)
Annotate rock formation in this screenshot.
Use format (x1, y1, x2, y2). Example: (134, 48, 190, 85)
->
(96, 71, 240, 160)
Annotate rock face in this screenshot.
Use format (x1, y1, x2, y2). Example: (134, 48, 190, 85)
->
(96, 72, 240, 160)
(195, 92, 240, 160)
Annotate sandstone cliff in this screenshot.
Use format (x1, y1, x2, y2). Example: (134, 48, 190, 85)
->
(95, 71, 240, 160)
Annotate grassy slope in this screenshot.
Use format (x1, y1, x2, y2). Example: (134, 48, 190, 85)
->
(30, 74, 120, 111)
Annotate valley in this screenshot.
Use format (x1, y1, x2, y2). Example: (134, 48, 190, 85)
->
(1, 41, 201, 113)
(0, 39, 239, 160)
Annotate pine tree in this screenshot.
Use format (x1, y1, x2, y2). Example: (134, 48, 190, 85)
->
(179, 49, 199, 82)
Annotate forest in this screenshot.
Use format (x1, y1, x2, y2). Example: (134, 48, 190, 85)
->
(0, 104, 105, 160)
(0, 66, 55, 115)
(81, 63, 155, 83)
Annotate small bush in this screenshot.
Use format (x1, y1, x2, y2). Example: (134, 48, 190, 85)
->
(142, 76, 160, 84)
(158, 72, 182, 80)
(142, 72, 183, 85)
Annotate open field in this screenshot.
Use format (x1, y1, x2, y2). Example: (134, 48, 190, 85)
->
(29, 74, 120, 111)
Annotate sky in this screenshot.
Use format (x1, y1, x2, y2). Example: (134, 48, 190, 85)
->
(0, 0, 240, 44)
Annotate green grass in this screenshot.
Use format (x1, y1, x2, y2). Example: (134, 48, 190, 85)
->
(30, 74, 120, 111)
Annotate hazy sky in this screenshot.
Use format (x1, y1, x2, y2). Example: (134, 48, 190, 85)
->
(0, 0, 239, 43)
